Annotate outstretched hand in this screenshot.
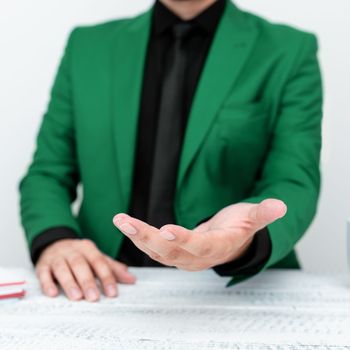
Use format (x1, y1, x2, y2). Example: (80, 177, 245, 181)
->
(113, 199, 287, 271)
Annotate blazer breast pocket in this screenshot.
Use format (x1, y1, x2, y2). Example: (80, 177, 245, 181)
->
(214, 101, 271, 145)
(200, 101, 271, 197)
(217, 101, 269, 123)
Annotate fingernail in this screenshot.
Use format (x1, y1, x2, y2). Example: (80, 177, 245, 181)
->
(47, 287, 57, 297)
(128, 274, 137, 284)
(113, 215, 124, 225)
(160, 230, 176, 240)
(70, 287, 82, 300)
(106, 284, 117, 297)
(86, 288, 98, 301)
(119, 222, 137, 235)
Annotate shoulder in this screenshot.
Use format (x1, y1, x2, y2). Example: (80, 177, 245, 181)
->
(65, 11, 148, 49)
(240, 8, 318, 53)
(71, 18, 129, 40)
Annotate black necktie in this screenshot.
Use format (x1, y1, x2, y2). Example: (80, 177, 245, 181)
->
(147, 22, 193, 230)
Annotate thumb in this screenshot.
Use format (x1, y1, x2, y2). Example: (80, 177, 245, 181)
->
(249, 199, 287, 229)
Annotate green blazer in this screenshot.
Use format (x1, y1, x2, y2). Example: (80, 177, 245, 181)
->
(19, 1, 323, 285)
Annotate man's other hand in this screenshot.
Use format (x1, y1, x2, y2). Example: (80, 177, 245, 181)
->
(35, 239, 136, 302)
(113, 199, 287, 272)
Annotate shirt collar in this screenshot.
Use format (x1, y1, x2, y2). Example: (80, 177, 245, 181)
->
(152, 0, 227, 36)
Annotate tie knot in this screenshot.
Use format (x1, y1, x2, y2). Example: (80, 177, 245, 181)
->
(172, 22, 193, 41)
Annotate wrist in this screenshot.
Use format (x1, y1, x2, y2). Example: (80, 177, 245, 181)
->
(31, 227, 79, 265)
(224, 235, 254, 265)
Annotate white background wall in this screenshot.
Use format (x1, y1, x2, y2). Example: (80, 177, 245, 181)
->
(0, 0, 349, 271)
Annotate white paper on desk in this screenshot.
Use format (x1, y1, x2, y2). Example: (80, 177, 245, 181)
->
(0, 268, 25, 286)
(0, 268, 26, 299)
(0, 268, 349, 350)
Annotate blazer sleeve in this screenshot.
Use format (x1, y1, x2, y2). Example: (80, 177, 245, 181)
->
(227, 34, 323, 286)
(19, 29, 82, 251)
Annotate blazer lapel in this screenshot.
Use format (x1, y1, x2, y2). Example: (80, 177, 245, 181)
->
(111, 10, 152, 207)
(176, 2, 260, 191)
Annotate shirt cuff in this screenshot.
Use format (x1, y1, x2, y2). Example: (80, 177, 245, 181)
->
(30, 227, 79, 265)
(212, 227, 271, 277)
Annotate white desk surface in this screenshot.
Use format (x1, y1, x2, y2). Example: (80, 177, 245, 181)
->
(0, 267, 349, 350)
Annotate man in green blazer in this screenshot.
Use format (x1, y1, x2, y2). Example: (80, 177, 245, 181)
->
(20, 0, 322, 302)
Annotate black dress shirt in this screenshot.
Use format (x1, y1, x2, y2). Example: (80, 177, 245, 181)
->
(31, 0, 271, 277)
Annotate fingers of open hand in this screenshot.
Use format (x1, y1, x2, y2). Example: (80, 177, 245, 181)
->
(159, 224, 221, 258)
(113, 214, 231, 270)
(113, 214, 184, 262)
(113, 214, 169, 254)
(163, 225, 244, 268)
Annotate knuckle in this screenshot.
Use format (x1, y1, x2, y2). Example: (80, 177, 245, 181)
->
(54, 266, 66, 277)
(115, 261, 128, 270)
(101, 276, 115, 285)
(51, 239, 72, 252)
(179, 234, 190, 245)
(165, 249, 180, 260)
(68, 255, 86, 268)
(36, 264, 49, 276)
(52, 260, 68, 276)
(90, 255, 107, 268)
(198, 243, 212, 257)
(38, 273, 49, 284)
(52, 258, 64, 270)
(97, 266, 114, 280)
(40, 279, 49, 287)
(139, 234, 149, 244)
(81, 239, 96, 249)
(64, 281, 77, 290)
(80, 278, 96, 289)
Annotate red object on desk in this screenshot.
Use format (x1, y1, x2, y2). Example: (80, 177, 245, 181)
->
(0, 270, 26, 300)
(0, 289, 26, 300)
